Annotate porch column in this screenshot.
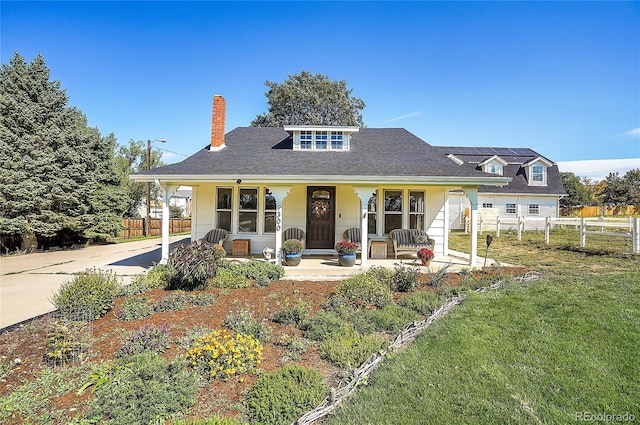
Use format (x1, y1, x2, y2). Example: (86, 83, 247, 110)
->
(268, 187, 292, 265)
(463, 188, 479, 266)
(353, 187, 377, 268)
(160, 183, 179, 263)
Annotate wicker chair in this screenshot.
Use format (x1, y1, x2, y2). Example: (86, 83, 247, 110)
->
(388, 229, 435, 259)
(199, 228, 229, 246)
(343, 228, 372, 255)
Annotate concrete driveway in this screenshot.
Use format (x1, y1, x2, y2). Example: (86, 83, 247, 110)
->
(0, 236, 190, 330)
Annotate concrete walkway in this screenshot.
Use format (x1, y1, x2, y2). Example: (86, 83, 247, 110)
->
(0, 236, 189, 329)
(1, 236, 500, 330)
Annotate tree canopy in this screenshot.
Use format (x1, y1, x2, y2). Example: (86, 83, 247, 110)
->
(250, 71, 365, 127)
(0, 52, 127, 243)
(560, 172, 591, 207)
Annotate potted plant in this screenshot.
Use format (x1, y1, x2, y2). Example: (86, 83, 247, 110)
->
(281, 239, 303, 266)
(417, 248, 434, 266)
(335, 241, 359, 267)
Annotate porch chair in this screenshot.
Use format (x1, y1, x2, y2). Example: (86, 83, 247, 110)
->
(283, 228, 305, 247)
(199, 228, 229, 246)
(343, 228, 372, 256)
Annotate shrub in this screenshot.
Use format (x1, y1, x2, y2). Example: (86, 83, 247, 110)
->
(88, 353, 199, 425)
(168, 241, 223, 290)
(186, 329, 263, 380)
(271, 298, 311, 326)
(219, 260, 285, 287)
(51, 269, 121, 319)
(144, 263, 176, 289)
(391, 263, 420, 292)
(361, 304, 419, 333)
(398, 291, 442, 315)
(116, 296, 152, 321)
(363, 266, 395, 289)
(299, 311, 351, 341)
(332, 272, 393, 309)
(319, 328, 386, 369)
(222, 308, 270, 341)
(116, 324, 171, 357)
(153, 291, 188, 312)
(188, 292, 217, 306)
(44, 319, 91, 366)
(207, 268, 250, 289)
(172, 417, 247, 425)
(245, 365, 327, 425)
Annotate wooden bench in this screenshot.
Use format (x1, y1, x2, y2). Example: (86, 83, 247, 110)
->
(388, 229, 435, 259)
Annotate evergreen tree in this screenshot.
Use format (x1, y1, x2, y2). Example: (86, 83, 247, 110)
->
(251, 71, 365, 127)
(560, 172, 591, 207)
(0, 52, 127, 245)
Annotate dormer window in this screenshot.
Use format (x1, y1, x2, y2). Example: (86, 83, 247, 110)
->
(286, 125, 359, 151)
(479, 155, 507, 176)
(525, 157, 552, 186)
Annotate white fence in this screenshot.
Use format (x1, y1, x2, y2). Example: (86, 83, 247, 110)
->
(472, 216, 640, 254)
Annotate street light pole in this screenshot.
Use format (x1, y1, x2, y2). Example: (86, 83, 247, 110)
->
(146, 139, 166, 237)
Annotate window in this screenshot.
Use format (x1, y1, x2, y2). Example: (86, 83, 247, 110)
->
(384, 190, 403, 234)
(331, 131, 344, 150)
(238, 188, 258, 233)
(300, 131, 312, 150)
(264, 190, 276, 233)
(315, 131, 328, 150)
(506, 203, 516, 214)
(482, 203, 494, 208)
(367, 191, 377, 235)
(487, 163, 502, 174)
(216, 188, 232, 231)
(528, 204, 540, 215)
(531, 165, 545, 184)
(409, 191, 425, 229)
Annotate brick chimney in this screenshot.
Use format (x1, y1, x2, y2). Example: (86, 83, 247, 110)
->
(210, 95, 226, 151)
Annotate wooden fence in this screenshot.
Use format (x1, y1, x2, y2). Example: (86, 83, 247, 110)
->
(119, 218, 191, 239)
(561, 205, 640, 217)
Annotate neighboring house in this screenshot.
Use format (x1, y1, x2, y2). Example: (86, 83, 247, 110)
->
(132, 95, 516, 265)
(435, 147, 566, 231)
(169, 189, 193, 217)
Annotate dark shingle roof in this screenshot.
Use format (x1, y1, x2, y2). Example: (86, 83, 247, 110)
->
(138, 127, 504, 180)
(435, 146, 566, 195)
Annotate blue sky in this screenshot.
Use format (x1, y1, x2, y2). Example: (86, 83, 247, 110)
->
(2, 1, 639, 179)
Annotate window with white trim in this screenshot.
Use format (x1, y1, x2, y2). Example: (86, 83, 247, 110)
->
(506, 203, 517, 214)
(482, 203, 494, 208)
(238, 188, 258, 233)
(315, 131, 328, 150)
(367, 191, 377, 235)
(264, 190, 276, 233)
(486, 163, 502, 175)
(528, 204, 540, 215)
(531, 164, 546, 185)
(409, 191, 425, 229)
(216, 187, 232, 231)
(384, 190, 403, 234)
(331, 131, 344, 150)
(300, 131, 312, 150)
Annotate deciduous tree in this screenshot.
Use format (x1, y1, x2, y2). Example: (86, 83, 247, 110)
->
(560, 172, 591, 207)
(251, 71, 365, 127)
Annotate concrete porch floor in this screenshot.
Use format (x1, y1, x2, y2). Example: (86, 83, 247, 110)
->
(230, 250, 505, 281)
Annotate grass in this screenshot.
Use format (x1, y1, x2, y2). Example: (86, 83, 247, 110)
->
(328, 229, 640, 424)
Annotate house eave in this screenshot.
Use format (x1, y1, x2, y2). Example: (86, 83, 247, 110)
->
(130, 173, 512, 187)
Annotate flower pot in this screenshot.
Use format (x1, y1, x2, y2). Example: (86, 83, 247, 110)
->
(338, 253, 356, 267)
(421, 259, 431, 267)
(284, 253, 302, 266)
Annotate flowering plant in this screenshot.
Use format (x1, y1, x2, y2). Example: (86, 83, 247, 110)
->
(417, 248, 434, 261)
(334, 241, 359, 254)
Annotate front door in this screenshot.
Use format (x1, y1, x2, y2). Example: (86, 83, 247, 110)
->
(306, 186, 336, 249)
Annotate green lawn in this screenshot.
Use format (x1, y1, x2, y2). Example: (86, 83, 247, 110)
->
(329, 230, 640, 424)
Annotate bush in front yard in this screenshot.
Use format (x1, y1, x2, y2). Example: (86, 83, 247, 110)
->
(245, 365, 327, 425)
(116, 296, 153, 321)
(168, 241, 224, 290)
(331, 272, 393, 309)
(88, 353, 199, 425)
(51, 269, 121, 320)
(186, 329, 263, 380)
(319, 327, 386, 369)
(398, 291, 442, 315)
(218, 259, 285, 287)
(116, 324, 171, 358)
(271, 298, 311, 326)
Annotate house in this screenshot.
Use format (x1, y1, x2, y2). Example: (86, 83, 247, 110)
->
(435, 147, 566, 231)
(132, 95, 517, 266)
